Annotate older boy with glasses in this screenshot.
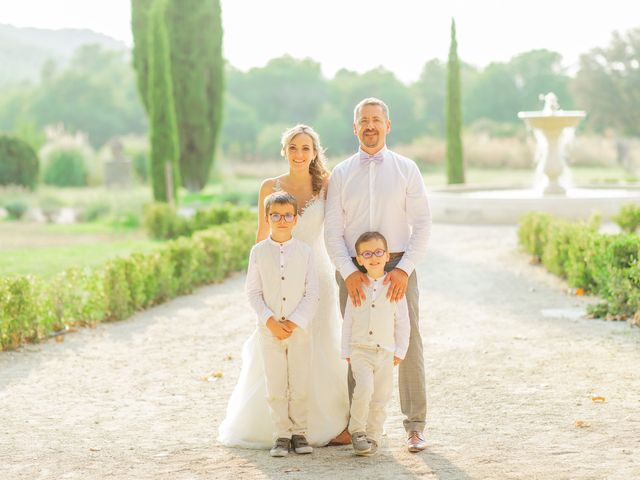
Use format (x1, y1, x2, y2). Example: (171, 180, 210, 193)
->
(341, 231, 410, 456)
(245, 191, 319, 457)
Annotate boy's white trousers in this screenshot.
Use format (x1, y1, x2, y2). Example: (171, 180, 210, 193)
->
(258, 325, 310, 440)
(348, 347, 394, 443)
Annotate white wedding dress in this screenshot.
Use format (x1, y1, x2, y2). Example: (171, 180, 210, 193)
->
(217, 188, 349, 448)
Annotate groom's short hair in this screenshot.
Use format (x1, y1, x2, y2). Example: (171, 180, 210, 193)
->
(355, 231, 388, 254)
(264, 191, 298, 215)
(353, 97, 390, 122)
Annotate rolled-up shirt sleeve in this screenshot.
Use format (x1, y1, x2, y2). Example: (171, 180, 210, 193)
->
(245, 246, 274, 325)
(325, 168, 359, 280)
(397, 163, 432, 276)
(288, 250, 319, 331)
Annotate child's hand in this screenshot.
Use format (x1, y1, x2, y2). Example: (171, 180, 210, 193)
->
(282, 320, 298, 332)
(393, 356, 401, 366)
(266, 316, 292, 340)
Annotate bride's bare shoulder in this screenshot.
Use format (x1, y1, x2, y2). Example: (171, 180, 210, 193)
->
(259, 176, 284, 195)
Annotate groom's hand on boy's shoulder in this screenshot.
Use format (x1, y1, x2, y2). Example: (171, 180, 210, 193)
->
(384, 268, 409, 302)
(346, 271, 370, 307)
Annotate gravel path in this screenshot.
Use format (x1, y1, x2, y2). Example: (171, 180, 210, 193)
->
(2, 224, 639, 480)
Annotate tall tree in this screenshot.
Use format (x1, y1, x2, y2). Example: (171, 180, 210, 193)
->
(446, 18, 465, 184)
(131, 0, 154, 113)
(572, 27, 640, 135)
(147, 0, 180, 203)
(166, 0, 224, 191)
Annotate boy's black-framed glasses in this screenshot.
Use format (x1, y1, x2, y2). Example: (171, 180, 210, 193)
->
(358, 248, 386, 259)
(269, 212, 296, 223)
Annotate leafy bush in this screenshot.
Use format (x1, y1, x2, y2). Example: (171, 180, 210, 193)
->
(78, 201, 111, 222)
(42, 148, 89, 187)
(0, 276, 54, 349)
(132, 150, 149, 183)
(4, 200, 29, 220)
(519, 211, 640, 323)
(613, 203, 640, 233)
(143, 202, 256, 240)
(0, 135, 39, 190)
(0, 219, 255, 350)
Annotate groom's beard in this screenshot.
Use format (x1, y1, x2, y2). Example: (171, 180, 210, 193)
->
(363, 131, 380, 148)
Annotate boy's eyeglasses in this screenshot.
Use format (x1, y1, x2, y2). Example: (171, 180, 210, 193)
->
(358, 248, 386, 259)
(269, 213, 296, 223)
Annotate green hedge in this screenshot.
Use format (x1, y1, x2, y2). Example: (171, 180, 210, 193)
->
(613, 203, 640, 233)
(0, 134, 39, 190)
(518, 212, 640, 324)
(0, 220, 255, 350)
(143, 202, 256, 240)
(42, 148, 89, 187)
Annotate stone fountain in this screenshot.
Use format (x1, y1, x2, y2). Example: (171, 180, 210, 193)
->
(518, 92, 585, 195)
(428, 93, 640, 224)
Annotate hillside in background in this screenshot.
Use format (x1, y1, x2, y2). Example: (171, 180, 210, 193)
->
(0, 24, 128, 85)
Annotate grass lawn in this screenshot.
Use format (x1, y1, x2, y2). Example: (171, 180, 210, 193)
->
(0, 239, 159, 278)
(0, 221, 157, 278)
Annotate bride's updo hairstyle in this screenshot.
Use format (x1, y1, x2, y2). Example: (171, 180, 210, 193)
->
(281, 124, 330, 195)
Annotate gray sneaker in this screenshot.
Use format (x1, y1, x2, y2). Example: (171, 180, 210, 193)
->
(291, 434, 313, 454)
(270, 437, 290, 457)
(351, 431, 371, 455)
(365, 438, 378, 456)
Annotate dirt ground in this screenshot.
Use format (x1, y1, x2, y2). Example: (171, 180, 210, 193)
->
(1, 224, 639, 480)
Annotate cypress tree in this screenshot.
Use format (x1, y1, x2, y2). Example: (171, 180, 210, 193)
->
(131, 0, 154, 113)
(446, 17, 465, 184)
(166, 0, 224, 192)
(147, 0, 180, 203)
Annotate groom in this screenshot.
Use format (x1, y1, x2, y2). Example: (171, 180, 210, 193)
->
(325, 97, 432, 452)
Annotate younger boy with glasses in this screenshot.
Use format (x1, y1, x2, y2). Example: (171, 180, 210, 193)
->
(245, 191, 319, 457)
(341, 231, 410, 456)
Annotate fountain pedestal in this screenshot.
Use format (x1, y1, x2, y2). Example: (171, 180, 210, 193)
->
(517, 96, 585, 195)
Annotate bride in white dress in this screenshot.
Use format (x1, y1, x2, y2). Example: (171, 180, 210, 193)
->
(218, 124, 349, 448)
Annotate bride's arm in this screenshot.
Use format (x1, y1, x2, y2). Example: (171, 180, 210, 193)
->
(256, 178, 275, 243)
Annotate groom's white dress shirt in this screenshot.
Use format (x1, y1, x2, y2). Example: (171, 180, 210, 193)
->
(325, 146, 432, 280)
(245, 236, 318, 331)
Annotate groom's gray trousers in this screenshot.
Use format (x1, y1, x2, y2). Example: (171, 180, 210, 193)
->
(336, 254, 426, 433)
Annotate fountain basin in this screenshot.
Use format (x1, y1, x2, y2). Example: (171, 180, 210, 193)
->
(518, 111, 586, 131)
(429, 184, 640, 224)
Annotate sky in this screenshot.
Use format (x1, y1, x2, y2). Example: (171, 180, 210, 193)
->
(1, 0, 638, 83)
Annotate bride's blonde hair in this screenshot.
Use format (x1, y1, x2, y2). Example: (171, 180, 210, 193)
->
(280, 124, 330, 195)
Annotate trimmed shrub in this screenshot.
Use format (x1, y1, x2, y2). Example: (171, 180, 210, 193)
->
(103, 258, 134, 321)
(132, 150, 149, 183)
(43, 148, 89, 187)
(47, 268, 106, 328)
(143, 202, 256, 240)
(78, 201, 111, 223)
(0, 219, 256, 351)
(4, 200, 29, 220)
(0, 135, 39, 190)
(519, 211, 640, 322)
(613, 203, 640, 233)
(0, 276, 54, 349)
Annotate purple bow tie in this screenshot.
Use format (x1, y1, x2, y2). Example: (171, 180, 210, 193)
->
(359, 151, 384, 165)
